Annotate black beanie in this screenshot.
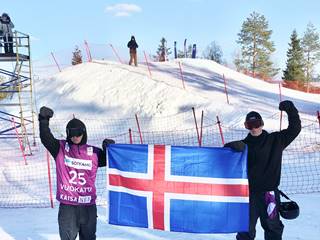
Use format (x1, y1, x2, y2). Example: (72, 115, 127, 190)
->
(245, 111, 262, 122)
(66, 118, 87, 144)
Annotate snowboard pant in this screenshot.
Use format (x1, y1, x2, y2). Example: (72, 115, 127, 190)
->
(2, 35, 13, 54)
(58, 203, 97, 240)
(129, 52, 137, 66)
(236, 190, 284, 240)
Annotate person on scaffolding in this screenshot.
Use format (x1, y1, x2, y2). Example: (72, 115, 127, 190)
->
(127, 35, 138, 66)
(224, 100, 301, 240)
(38, 106, 115, 240)
(0, 13, 14, 54)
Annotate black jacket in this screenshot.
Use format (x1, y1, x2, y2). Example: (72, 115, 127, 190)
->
(127, 40, 138, 51)
(39, 119, 107, 167)
(243, 106, 301, 193)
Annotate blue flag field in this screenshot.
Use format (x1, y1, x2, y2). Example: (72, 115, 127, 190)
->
(107, 144, 249, 233)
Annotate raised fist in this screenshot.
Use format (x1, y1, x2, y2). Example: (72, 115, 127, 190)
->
(102, 138, 115, 151)
(279, 100, 294, 112)
(38, 106, 54, 121)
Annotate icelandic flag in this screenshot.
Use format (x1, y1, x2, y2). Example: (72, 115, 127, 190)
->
(107, 144, 249, 233)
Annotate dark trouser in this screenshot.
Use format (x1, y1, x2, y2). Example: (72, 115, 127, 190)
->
(58, 203, 97, 240)
(237, 190, 284, 240)
(2, 35, 13, 53)
(129, 52, 137, 66)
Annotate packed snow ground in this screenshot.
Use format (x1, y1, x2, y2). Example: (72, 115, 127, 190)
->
(1, 58, 319, 239)
(1, 192, 320, 240)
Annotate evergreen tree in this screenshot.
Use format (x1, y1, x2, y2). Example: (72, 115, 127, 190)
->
(301, 22, 320, 87)
(177, 44, 192, 58)
(203, 41, 223, 63)
(71, 46, 83, 65)
(233, 50, 245, 71)
(156, 37, 172, 61)
(177, 50, 185, 58)
(283, 30, 305, 82)
(237, 11, 278, 78)
(314, 74, 320, 82)
(187, 44, 193, 58)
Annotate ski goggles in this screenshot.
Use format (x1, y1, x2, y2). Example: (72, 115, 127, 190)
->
(67, 127, 85, 137)
(245, 119, 263, 130)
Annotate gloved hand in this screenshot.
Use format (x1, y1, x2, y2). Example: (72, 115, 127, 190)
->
(38, 106, 54, 121)
(279, 100, 294, 112)
(224, 141, 246, 152)
(102, 138, 115, 151)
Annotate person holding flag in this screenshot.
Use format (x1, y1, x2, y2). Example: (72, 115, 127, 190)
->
(39, 106, 114, 240)
(225, 100, 301, 240)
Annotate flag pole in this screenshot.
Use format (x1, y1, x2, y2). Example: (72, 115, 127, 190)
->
(192, 107, 201, 146)
(216, 115, 225, 145)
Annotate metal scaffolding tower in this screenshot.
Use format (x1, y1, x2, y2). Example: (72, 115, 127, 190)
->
(0, 31, 36, 155)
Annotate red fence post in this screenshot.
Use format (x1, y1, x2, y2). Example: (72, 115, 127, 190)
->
(192, 107, 201, 146)
(216, 115, 225, 145)
(199, 110, 204, 147)
(223, 74, 230, 104)
(50, 52, 61, 72)
(143, 51, 152, 79)
(279, 83, 283, 131)
(109, 44, 123, 64)
(279, 110, 283, 131)
(135, 114, 143, 144)
(278, 82, 283, 102)
(129, 128, 133, 144)
(11, 117, 28, 165)
(178, 61, 186, 90)
(84, 40, 92, 62)
(46, 150, 54, 208)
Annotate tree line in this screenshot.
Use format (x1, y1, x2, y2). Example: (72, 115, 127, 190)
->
(234, 11, 320, 88)
(71, 11, 320, 88)
(155, 12, 320, 87)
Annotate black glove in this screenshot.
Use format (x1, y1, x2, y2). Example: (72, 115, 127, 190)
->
(102, 138, 115, 151)
(224, 141, 246, 152)
(279, 100, 294, 112)
(38, 106, 54, 121)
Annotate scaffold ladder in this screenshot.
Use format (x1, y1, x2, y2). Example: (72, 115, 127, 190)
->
(0, 31, 36, 155)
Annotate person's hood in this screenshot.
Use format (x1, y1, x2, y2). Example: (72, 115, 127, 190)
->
(1, 13, 10, 23)
(65, 118, 87, 145)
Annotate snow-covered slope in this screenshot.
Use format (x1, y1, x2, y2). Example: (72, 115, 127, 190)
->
(1, 58, 320, 240)
(35, 59, 319, 127)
